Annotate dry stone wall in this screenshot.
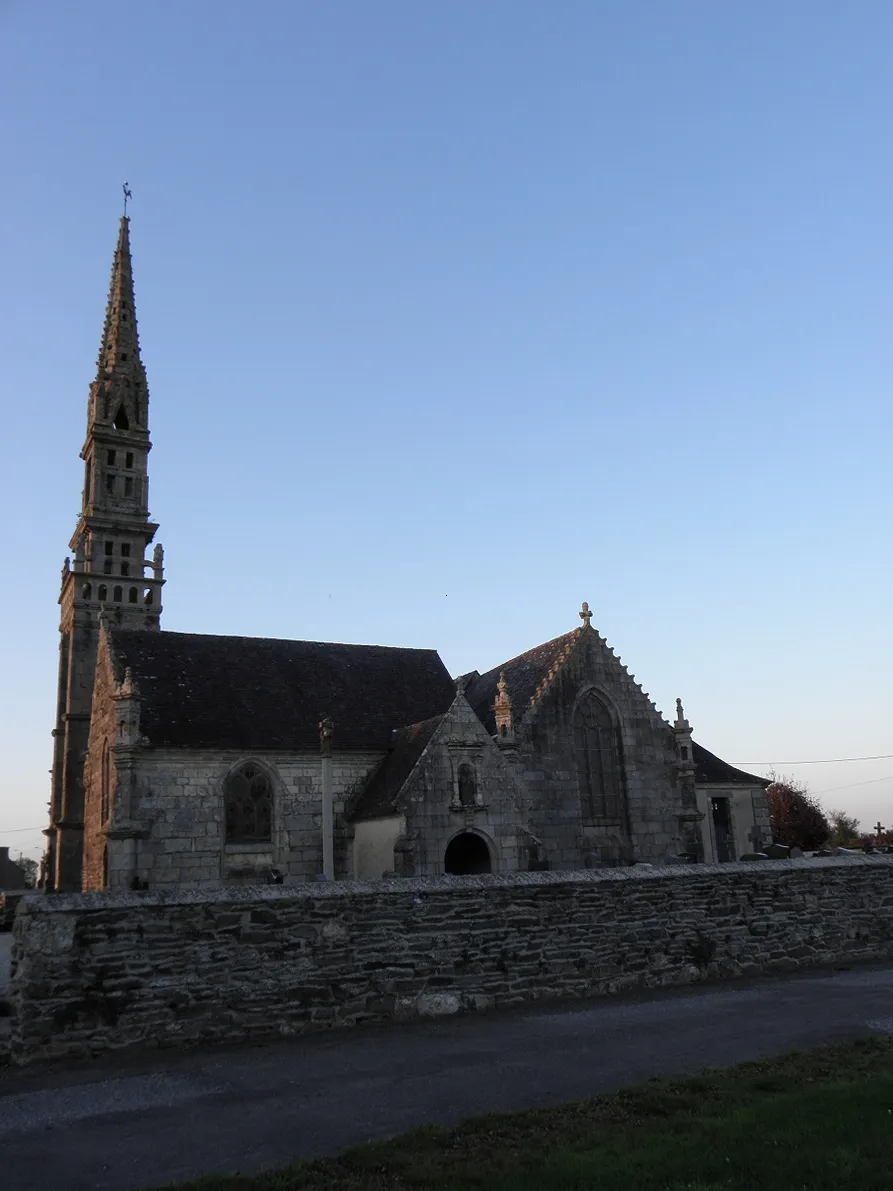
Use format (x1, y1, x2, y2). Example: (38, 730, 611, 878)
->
(8, 856, 893, 1065)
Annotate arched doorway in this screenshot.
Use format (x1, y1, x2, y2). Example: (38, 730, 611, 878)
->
(444, 832, 492, 875)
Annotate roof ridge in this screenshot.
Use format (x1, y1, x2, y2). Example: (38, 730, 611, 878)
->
(107, 626, 442, 654)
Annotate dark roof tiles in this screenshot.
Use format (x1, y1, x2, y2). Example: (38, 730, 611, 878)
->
(348, 714, 445, 821)
(465, 630, 580, 735)
(108, 629, 456, 751)
(693, 742, 768, 786)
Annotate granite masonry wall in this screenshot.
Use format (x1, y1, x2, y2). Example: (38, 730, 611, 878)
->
(516, 632, 699, 867)
(7, 856, 893, 1066)
(84, 743, 382, 891)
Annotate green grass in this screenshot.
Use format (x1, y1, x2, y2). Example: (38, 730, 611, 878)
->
(162, 1037, 893, 1190)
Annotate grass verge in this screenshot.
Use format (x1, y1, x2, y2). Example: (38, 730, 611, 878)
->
(162, 1036, 893, 1190)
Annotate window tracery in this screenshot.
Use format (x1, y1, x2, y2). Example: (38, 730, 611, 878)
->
(573, 692, 623, 820)
(224, 762, 273, 843)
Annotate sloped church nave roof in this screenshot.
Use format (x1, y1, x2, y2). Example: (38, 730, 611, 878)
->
(108, 629, 456, 751)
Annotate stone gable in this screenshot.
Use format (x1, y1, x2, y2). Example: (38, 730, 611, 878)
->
(515, 627, 685, 868)
(385, 693, 532, 877)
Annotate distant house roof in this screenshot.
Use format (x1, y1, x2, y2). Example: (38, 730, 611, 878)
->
(0, 846, 26, 890)
(348, 714, 445, 821)
(108, 629, 456, 752)
(465, 630, 581, 735)
(693, 742, 768, 787)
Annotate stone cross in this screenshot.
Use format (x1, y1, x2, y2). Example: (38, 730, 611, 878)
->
(747, 824, 765, 853)
(579, 601, 593, 627)
(875, 821, 885, 837)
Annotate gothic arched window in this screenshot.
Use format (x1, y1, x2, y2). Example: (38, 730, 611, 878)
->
(100, 740, 111, 824)
(224, 762, 273, 843)
(573, 692, 623, 820)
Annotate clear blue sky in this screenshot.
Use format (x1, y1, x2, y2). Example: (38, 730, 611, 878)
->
(2, 1, 892, 862)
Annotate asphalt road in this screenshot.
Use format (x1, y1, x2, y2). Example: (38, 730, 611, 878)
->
(3, 962, 893, 1191)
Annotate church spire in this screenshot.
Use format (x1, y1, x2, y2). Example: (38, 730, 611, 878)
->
(46, 212, 164, 893)
(88, 216, 148, 435)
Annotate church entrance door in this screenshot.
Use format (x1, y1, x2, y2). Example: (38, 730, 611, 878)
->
(444, 832, 492, 875)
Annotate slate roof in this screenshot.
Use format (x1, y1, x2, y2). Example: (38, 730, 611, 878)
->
(108, 629, 456, 751)
(348, 714, 445, 821)
(693, 742, 768, 787)
(465, 630, 581, 735)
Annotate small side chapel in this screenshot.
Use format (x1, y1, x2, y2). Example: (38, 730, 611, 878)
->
(45, 216, 771, 893)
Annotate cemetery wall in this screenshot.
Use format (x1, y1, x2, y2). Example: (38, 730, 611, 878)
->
(7, 856, 893, 1066)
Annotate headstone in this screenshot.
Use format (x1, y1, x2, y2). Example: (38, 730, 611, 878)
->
(763, 842, 804, 860)
(747, 824, 766, 852)
(739, 852, 769, 862)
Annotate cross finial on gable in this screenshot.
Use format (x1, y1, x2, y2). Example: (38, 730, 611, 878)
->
(579, 601, 593, 627)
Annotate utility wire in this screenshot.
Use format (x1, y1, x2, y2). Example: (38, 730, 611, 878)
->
(811, 773, 893, 797)
(0, 825, 45, 834)
(732, 752, 893, 766)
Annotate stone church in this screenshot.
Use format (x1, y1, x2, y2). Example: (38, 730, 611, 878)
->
(45, 217, 770, 893)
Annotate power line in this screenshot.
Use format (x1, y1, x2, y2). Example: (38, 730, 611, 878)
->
(0, 825, 45, 835)
(732, 753, 893, 767)
(812, 773, 893, 797)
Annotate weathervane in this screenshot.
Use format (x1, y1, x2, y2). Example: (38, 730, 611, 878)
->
(122, 182, 132, 215)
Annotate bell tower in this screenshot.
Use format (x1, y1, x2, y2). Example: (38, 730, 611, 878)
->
(46, 215, 164, 892)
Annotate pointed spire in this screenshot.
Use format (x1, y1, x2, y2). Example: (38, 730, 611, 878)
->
(494, 671, 514, 743)
(89, 216, 149, 432)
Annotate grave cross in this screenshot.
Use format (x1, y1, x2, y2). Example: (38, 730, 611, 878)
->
(747, 824, 765, 853)
(874, 821, 885, 838)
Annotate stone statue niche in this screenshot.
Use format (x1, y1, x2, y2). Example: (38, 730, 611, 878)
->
(458, 762, 477, 808)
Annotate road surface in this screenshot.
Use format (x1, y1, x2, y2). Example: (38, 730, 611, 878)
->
(3, 962, 893, 1191)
